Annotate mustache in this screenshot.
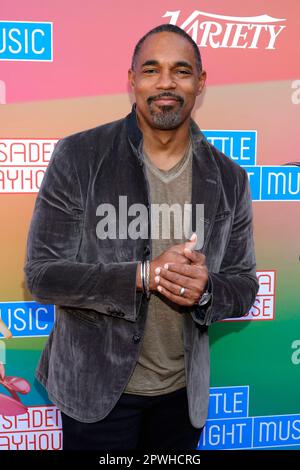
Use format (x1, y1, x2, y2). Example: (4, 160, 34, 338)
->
(147, 93, 184, 105)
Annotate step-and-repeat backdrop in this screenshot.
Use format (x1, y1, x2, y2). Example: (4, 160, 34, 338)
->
(0, 0, 299, 450)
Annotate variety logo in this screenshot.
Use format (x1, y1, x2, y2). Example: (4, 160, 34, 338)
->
(0, 138, 57, 193)
(163, 10, 286, 50)
(200, 386, 300, 449)
(0, 21, 53, 61)
(0, 302, 55, 338)
(0, 405, 61, 450)
(223, 271, 276, 322)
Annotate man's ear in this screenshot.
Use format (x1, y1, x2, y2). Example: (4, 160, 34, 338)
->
(197, 70, 207, 96)
(128, 69, 135, 89)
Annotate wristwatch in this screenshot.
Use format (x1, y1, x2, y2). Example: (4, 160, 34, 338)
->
(197, 290, 212, 307)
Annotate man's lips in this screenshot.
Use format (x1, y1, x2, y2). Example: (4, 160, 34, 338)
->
(152, 97, 180, 106)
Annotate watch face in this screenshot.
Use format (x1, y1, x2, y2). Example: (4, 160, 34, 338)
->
(198, 292, 211, 306)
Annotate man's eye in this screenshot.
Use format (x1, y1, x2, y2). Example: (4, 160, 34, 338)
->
(176, 70, 191, 75)
(143, 69, 157, 74)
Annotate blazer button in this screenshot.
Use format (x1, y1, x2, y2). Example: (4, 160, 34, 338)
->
(132, 334, 141, 344)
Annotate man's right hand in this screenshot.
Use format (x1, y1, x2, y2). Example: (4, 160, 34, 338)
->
(136, 234, 198, 291)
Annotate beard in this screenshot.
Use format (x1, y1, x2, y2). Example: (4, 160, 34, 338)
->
(147, 93, 185, 130)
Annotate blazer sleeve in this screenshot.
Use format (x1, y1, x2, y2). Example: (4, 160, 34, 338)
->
(191, 169, 259, 326)
(24, 138, 140, 323)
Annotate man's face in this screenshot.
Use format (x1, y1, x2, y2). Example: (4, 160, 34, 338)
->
(128, 32, 206, 130)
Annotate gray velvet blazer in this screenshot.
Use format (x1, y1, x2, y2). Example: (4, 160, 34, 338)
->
(24, 105, 259, 428)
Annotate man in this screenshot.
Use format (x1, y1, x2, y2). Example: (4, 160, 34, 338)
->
(24, 24, 259, 450)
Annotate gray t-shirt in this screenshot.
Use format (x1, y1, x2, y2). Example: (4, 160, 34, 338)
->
(125, 140, 193, 396)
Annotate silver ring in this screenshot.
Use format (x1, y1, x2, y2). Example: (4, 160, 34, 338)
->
(179, 287, 185, 296)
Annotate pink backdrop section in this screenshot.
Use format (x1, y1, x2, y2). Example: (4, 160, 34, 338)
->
(1, 0, 299, 103)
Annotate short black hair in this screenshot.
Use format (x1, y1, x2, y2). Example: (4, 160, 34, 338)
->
(131, 24, 202, 73)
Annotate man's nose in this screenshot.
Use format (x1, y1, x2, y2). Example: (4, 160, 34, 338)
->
(155, 70, 176, 89)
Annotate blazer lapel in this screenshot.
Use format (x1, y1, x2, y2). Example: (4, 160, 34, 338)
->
(190, 121, 221, 254)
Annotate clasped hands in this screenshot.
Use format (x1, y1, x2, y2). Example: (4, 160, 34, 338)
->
(149, 233, 208, 306)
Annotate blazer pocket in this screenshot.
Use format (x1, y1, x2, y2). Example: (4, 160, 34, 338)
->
(64, 308, 100, 328)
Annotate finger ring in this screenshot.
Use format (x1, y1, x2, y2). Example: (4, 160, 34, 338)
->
(179, 287, 185, 296)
